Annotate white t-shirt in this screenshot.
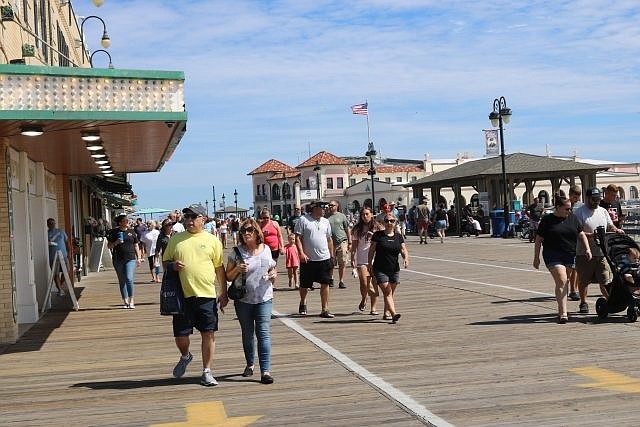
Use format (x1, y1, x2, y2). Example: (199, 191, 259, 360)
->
(573, 205, 613, 256)
(140, 228, 160, 256)
(172, 222, 185, 233)
(294, 214, 332, 261)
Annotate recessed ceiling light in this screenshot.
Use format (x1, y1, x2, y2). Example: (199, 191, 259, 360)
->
(21, 125, 43, 136)
(81, 130, 101, 142)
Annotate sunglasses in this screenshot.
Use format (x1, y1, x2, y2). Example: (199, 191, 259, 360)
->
(328, 204, 336, 207)
(240, 226, 256, 233)
(183, 213, 201, 220)
(384, 219, 396, 223)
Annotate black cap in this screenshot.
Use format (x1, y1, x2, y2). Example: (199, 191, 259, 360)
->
(182, 203, 207, 217)
(586, 187, 602, 199)
(308, 200, 327, 209)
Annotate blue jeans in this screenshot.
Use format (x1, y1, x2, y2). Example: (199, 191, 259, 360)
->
(113, 258, 136, 300)
(234, 299, 272, 373)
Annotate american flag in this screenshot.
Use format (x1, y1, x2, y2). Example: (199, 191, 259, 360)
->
(351, 102, 368, 115)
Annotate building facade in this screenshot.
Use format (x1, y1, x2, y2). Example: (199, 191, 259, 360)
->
(0, 0, 187, 344)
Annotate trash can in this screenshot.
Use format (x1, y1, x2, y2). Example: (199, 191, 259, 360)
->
(490, 210, 516, 237)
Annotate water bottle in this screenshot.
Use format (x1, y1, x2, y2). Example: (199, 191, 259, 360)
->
(118, 231, 124, 241)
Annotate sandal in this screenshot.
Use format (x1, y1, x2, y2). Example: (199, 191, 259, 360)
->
(298, 303, 307, 315)
(558, 315, 568, 324)
(358, 301, 366, 312)
(369, 311, 379, 315)
(382, 314, 392, 320)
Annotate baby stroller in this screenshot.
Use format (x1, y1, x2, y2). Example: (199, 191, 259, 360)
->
(594, 226, 640, 322)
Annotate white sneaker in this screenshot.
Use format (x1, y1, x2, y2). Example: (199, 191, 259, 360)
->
(128, 303, 135, 309)
(201, 370, 218, 386)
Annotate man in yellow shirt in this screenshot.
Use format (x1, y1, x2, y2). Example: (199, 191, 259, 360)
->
(163, 203, 228, 386)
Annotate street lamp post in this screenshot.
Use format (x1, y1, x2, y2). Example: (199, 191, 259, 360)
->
(205, 200, 209, 217)
(282, 179, 288, 220)
(234, 189, 238, 218)
(313, 161, 321, 200)
(366, 141, 377, 213)
(212, 185, 216, 218)
(80, 15, 111, 64)
(489, 96, 513, 238)
(221, 193, 226, 218)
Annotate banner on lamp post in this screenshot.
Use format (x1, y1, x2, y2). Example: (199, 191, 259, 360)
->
(484, 129, 499, 156)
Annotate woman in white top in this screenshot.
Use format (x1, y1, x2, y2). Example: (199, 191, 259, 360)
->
(140, 220, 161, 282)
(350, 207, 383, 315)
(225, 218, 277, 384)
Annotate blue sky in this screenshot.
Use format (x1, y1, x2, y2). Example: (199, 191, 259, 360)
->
(78, 0, 640, 213)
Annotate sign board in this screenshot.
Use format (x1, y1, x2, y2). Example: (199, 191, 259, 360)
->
(88, 238, 112, 272)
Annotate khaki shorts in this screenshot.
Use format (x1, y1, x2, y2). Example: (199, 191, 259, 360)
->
(575, 255, 610, 285)
(334, 240, 349, 268)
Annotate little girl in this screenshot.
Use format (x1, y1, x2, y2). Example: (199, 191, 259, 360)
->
(284, 233, 300, 288)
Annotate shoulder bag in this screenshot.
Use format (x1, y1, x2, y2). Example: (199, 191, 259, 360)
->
(160, 262, 184, 315)
(227, 247, 247, 300)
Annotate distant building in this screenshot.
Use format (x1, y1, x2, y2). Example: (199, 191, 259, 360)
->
(248, 151, 640, 219)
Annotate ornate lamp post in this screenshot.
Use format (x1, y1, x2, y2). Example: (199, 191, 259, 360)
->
(313, 161, 321, 200)
(212, 185, 216, 218)
(221, 193, 226, 217)
(89, 49, 113, 68)
(234, 189, 238, 218)
(489, 96, 513, 238)
(366, 141, 377, 212)
(80, 15, 111, 64)
(281, 178, 288, 220)
(205, 200, 209, 217)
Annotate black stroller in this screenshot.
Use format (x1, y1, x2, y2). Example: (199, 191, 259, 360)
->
(594, 226, 640, 322)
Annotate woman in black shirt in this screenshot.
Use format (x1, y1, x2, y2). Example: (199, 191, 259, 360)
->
(533, 197, 591, 323)
(107, 215, 142, 308)
(367, 213, 409, 323)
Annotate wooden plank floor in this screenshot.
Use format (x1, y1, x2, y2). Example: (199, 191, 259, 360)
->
(3, 234, 640, 426)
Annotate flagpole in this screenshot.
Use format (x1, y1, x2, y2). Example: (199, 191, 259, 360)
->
(365, 98, 371, 144)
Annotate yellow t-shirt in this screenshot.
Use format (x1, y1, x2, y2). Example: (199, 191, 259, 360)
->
(162, 231, 223, 298)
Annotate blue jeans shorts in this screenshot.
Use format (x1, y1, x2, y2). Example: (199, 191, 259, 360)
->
(373, 270, 400, 285)
(543, 248, 575, 269)
(173, 297, 218, 337)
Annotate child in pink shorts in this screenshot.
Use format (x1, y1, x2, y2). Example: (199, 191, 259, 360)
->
(284, 233, 300, 288)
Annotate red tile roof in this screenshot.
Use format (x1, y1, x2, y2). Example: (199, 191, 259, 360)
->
(297, 151, 349, 168)
(248, 159, 298, 175)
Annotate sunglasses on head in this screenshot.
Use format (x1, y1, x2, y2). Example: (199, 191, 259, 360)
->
(240, 226, 255, 233)
(183, 213, 201, 220)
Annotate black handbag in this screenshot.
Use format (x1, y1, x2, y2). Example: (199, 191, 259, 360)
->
(160, 263, 184, 315)
(227, 247, 247, 300)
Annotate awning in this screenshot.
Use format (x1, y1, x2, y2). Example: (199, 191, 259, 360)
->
(0, 64, 187, 176)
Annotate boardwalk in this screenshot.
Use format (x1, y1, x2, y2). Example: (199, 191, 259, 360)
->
(2, 234, 640, 426)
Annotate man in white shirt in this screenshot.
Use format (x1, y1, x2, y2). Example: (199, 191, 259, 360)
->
(295, 200, 335, 318)
(573, 187, 624, 313)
